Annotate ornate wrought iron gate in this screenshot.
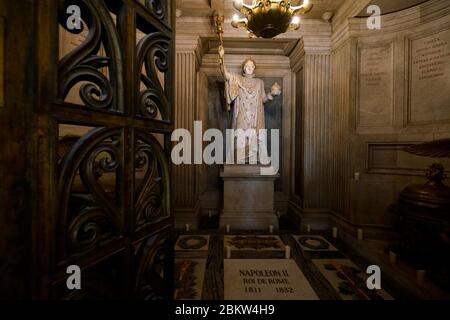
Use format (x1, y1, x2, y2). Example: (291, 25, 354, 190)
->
(33, 0, 175, 299)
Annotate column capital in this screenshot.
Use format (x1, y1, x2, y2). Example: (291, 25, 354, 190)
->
(176, 36, 203, 70)
(289, 37, 331, 72)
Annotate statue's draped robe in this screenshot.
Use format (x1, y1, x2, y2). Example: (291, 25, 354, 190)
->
(225, 73, 269, 163)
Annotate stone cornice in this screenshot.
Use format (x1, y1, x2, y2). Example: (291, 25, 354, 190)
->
(289, 41, 305, 73)
(200, 53, 291, 74)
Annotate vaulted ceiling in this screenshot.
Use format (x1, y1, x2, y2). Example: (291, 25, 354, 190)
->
(357, 0, 429, 16)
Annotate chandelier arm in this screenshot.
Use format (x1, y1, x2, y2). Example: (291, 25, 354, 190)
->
(231, 18, 248, 29)
(290, 3, 314, 15)
(233, 0, 255, 13)
(288, 23, 301, 31)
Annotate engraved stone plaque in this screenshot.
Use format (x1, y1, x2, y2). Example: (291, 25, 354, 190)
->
(224, 259, 318, 300)
(358, 44, 394, 126)
(410, 29, 450, 123)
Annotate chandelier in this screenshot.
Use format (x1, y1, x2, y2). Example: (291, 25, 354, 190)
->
(231, 0, 313, 38)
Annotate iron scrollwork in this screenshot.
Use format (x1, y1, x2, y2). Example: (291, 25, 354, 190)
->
(137, 33, 170, 120)
(134, 131, 170, 229)
(145, 0, 166, 21)
(134, 233, 171, 300)
(58, 128, 123, 258)
(58, 0, 123, 112)
(52, 0, 173, 300)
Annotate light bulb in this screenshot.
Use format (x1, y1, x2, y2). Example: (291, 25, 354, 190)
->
(291, 16, 300, 25)
(304, 0, 310, 5)
(232, 14, 240, 22)
(233, 0, 243, 11)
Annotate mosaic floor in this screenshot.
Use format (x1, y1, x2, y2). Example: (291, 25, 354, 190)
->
(174, 232, 398, 300)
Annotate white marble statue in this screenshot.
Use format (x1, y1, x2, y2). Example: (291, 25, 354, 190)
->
(219, 45, 281, 164)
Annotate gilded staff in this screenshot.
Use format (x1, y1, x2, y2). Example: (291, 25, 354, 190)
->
(213, 15, 231, 113)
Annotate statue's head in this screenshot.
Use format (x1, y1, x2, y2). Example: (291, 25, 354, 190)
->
(242, 58, 256, 76)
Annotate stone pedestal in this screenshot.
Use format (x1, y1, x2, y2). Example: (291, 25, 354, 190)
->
(220, 165, 279, 231)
